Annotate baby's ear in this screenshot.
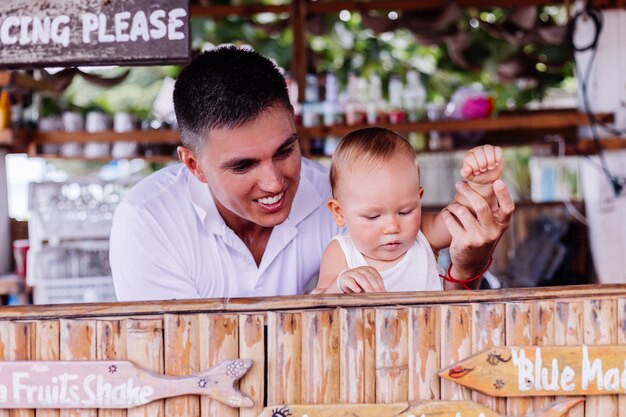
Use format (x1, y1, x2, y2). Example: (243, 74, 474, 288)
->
(419, 186, 424, 198)
(327, 199, 345, 227)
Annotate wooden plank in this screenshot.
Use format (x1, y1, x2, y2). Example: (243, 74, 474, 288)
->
(300, 309, 339, 404)
(375, 308, 409, 403)
(440, 305, 472, 401)
(164, 314, 199, 417)
(267, 312, 302, 405)
(199, 314, 238, 417)
(584, 299, 617, 417)
(30, 130, 180, 145)
(96, 320, 127, 417)
(620, 299, 626, 417)
(408, 306, 440, 400)
(532, 301, 555, 410)
(471, 303, 505, 414)
(126, 319, 164, 417)
(339, 308, 375, 403)
(290, 0, 307, 104)
(238, 314, 265, 417)
(60, 319, 96, 417)
(505, 302, 533, 416)
(3, 284, 626, 320)
(35, 321, 60, 417)
(0, 321, 10, 417)
(555, 301, 584, 417)
(10, 322, 36, 417)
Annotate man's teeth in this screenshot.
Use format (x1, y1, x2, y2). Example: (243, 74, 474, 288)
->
(258, 192, 284, 205)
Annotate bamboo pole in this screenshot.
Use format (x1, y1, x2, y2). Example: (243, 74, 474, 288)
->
(471, 303, 505, 414)
(35, 321, 60, 417)
(238, 314, 265, 417)
(96, 320, 127, 417)
(301, 309, 339, 404)
(555, 301, 584, 417)
(164, 314, 200, 417)
(532, 301, 555, 411)
(126, 319, 164, 417)
(339, 308, 376, 403)
(10, 321, 36, 417)
(505, 302, 533, 416)
(267, 311, 302, 406)
(584, 299, 617, 417)
(618, 298, 626, 417)
(440, 305, 472, 401)
(375, 307, 408, 403)
(0, 321, 10, 417)
(59, 319, 97, 417)
(199, 314, 239, 417)
(408, 306, 440, 400)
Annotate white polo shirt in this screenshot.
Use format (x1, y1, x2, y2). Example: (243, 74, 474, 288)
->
(110, 158, 340, 301)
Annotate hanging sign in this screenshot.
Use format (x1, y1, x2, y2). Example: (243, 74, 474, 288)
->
(0, 359, 253, 409)
(257, 398, 583, 417)
(440, 345, 626, 397)
(0, 0, 190, 69)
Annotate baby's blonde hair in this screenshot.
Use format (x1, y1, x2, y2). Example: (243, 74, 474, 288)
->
(330, 127, 418, 197)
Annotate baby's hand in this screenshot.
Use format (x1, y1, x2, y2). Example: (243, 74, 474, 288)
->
(337, 266, 386, 293)
(460, 145, 503, 185)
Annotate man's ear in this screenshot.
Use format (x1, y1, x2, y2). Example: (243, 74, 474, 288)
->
(419, 186, 424, 198)
(327, 198, 346, 227)
(178, 146, 208, 183)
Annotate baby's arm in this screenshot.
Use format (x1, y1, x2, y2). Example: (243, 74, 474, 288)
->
(313, 240, 386, 294)
(421, 145, 503, 251)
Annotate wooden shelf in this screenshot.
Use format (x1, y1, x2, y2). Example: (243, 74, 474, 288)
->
(34, 154, 178, 163)
(0, 71, 58, 94)
(298, 110, 612, 137)
(306, 0, 567, 13)
(191, 4, 289, 18)
(569, 137, 626, 154)
(29, 130, 180, 144)
(0, 128, 29, 149)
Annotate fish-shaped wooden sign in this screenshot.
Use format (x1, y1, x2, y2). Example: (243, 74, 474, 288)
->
(256, 398, 583, 417)
(0, 359, 254, 409)
(440, 345, 626, 396)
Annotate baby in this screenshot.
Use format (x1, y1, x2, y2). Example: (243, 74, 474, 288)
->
(314, 127, 502, 293)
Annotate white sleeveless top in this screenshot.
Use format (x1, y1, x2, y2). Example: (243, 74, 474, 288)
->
(333, 231, 443, 292)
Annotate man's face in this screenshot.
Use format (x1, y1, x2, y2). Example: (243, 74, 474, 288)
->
(190, 105, 301, 231)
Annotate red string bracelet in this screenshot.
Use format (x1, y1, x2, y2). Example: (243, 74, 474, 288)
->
(439, 257, 493, 290)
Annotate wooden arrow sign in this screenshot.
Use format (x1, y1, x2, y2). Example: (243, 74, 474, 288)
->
(256, 398, 583, 417)
(0, 359, 254, 409)
(440, 345, 626, 397)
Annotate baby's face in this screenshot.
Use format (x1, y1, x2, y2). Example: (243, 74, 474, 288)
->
(335, 154, 423, 264)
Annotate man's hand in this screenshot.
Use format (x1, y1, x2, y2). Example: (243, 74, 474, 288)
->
(337, 266, 386, 293)
(441, 179, 515, 290)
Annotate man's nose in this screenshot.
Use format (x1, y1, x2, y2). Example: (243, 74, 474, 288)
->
(258, 162, 283, 192)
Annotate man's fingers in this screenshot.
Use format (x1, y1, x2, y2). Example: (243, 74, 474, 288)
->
(441, 207, 466, 237)
(455, 181, 495, 224)
(494, 179, 515, 224)
(445, 202, 483, 237)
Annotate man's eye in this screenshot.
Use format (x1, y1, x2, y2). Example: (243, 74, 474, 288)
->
(275, 146, 294, 159)
(231, 163, 252, 173)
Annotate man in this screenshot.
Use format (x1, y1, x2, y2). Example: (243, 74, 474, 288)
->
(110, 45, 514, 301)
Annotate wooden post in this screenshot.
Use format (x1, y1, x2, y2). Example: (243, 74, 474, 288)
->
(126, 319, 164, 417)
(471, 303, 505, 414)
(238, 314, 265, 417)
(532, 301, 555, 411)
(35, 321, 60, 417)
(408, 306, 440, 401)
(584, 299, 617, 417)
(267, 311, 302, 405)
(440, 305, 472, 401)
(96, 320, 128, 417)
(0, 321, 10, 417)
(339, 308, 375, 403)
(164, 314, 200, 417)
(199, 314, 239, 417)
(301, 309, 339, 404)
(59, 319, 96, 417)
(618, 298, 626, 417)
(290, 0, 307, 103)
(555, 301, 584, 417)
(505, 302, 533, 416)
(375, 307, 408, 403)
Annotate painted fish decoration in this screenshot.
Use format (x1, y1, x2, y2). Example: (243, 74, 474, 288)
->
(257, 398, 583, 417)
(0, 359, 254, 409)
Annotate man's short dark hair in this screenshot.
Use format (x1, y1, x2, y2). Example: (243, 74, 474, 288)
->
(173, 45, 293, 152)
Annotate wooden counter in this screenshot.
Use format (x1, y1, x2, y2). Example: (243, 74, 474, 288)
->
(0, 284, 624, 416)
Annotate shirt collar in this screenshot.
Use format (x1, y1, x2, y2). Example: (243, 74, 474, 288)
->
(187, 163, 325, 235)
